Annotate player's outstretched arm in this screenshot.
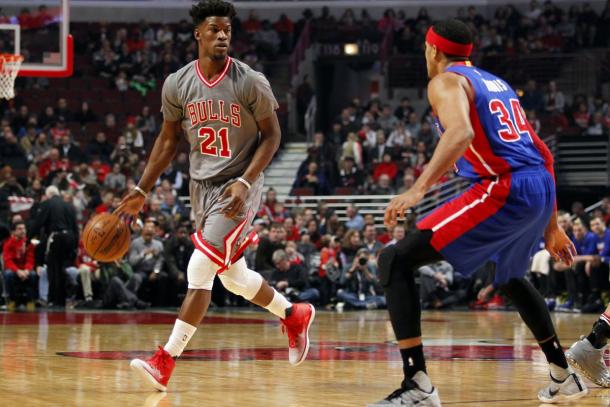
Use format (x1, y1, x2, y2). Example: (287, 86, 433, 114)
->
(221, 113, 281, 219)
(115, 120, 182, 217)
(385, 73, 474, 227)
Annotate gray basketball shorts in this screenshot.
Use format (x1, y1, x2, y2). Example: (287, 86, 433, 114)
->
(190, 175, 264, 271)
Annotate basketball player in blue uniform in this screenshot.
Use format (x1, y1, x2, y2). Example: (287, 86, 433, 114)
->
(369, 20, 587, 406)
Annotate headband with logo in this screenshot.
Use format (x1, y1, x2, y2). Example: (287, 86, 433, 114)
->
(426, 26, 473, 57)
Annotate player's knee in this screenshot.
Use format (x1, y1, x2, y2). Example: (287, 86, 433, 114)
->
(218, 257, 263, 300)
(378, 246, 397, 287)
(186, 249, 218, 291)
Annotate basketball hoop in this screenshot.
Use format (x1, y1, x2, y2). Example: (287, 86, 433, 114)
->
(0, 54, 24, 100)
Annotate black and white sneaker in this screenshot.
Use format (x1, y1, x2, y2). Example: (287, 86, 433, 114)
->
(537, 371, 588, 403)
(367, 371, 441, 406)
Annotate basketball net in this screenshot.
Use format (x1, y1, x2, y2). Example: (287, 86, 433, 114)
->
(0, 54, 23, 100)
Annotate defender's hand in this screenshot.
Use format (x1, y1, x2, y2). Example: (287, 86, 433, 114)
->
(384, 188, 425, 228)
(221, 181, 248, 219)
(115, 190, 146, 217)
(544, 225, 577, 266)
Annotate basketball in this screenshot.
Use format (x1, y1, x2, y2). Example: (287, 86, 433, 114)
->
(82, 212, 131, 262)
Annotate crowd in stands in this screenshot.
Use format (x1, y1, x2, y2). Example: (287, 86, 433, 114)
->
(388, 0, 610, 57)
(293, 80, 609, 196)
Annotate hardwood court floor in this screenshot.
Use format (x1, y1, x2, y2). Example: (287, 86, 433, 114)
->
(2, 309, 610, 406)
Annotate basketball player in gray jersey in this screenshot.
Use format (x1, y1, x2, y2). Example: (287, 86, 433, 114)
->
(116, 0, 315, 392)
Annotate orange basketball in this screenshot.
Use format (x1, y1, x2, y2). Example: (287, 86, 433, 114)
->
(82, 212, 131, 262)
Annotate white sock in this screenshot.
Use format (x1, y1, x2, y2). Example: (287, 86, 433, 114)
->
(163, 319, 197, 357)
(550, 363, 571, 381)
(265, 290, 292, 319)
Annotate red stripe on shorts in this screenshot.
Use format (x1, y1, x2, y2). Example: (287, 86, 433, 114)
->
(417, 175, 511, 251)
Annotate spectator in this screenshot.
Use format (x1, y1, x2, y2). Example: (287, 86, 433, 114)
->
(418, 261, 466, 309)
(56, 98, 72, 122)
(164, 226, 193, 305)
(521, 80, 545, 113)
(128, 224, 168, 306)
(104, 163, 127, 190)
(271, 249, 320, 303)
(385, 224, 406, 246)
(338, 157, 363, 191)
(544, 81, 566, 114)
(242, 10, 262, 34)
(293, 161, 330, 195)
(340, 229, 363, 272)
(394, 97, 414, 121)
(573, 102, 591, 130)
(386, 121, 411, 150)
(274, 13, 294, 54)
(378, 104, 399, 133)
(0, 131, 28, 170)
(73, 101, 97, 126)
(587, 112, 608, 136)
(397, 173, 415, 194)
(253, 20, 281, 58)
(255, 223, 286, 278)
(373, 153, 398, 182)
(345, 205, 365, 231)
(341, 132, 363, 169)
(336, 248, 385, 310)
(59, 135, 84, 164)
(2, 221, 38, 311)
(555, 219, 597, 312)
(527, 110, 542, 134)
(86, 132, 113, 163)
(362, 224, 383, 254)
(369, 173, 396, 195)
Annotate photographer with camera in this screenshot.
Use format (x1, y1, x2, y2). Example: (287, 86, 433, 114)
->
(336, 248, 386, 310)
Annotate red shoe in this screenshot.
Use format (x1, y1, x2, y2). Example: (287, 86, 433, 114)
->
(130, 346, 175, 391)
(281, 303, 315, 366)
(487, 294, 505, 310)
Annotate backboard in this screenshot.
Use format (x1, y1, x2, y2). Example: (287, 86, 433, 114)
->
(0, 0, 72, 77)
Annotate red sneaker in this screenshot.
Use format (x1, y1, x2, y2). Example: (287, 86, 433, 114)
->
(130, 346, 175, 391)
(487, 294, 505, 310)
(281, 303, 315, 366)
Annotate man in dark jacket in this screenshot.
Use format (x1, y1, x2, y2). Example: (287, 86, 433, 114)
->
(164, 226, 194, 305)
(270, 249, 319, 303)
(29, 185, 78, 307)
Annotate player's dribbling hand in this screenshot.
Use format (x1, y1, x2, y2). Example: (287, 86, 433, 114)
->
(384, 188, 425, 228)
(544, 224, 577, 266)
(221, 181, 248, 220)
(115, 190, 146, 217)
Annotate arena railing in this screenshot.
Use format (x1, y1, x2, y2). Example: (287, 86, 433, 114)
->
(178, 174, 468, 228)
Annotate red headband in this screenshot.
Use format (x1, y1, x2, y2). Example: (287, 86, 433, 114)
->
(426, 26, 473, 57)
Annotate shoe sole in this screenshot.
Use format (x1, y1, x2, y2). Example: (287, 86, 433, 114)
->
(566, 351, 610, 388)
(130, 359, 167, 392)
(292, 304, 316, 367)
(537, 387, 588, 403)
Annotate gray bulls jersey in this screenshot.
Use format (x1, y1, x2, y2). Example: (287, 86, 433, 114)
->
(161, 57, 279, 181)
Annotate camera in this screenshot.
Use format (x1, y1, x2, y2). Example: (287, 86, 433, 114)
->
(358, 256, 368, 266)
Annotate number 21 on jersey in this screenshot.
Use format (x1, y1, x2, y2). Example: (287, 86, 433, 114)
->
(489, 98, 532, 143)
(198, 127, 232, 158)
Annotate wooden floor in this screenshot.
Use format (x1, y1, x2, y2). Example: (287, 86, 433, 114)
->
(2, 309, 610, 406)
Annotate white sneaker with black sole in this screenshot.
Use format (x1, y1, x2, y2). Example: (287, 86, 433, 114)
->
(537, 371, 588, 403)
(566, 336, 610, 388)
(367, 371, 441, 406)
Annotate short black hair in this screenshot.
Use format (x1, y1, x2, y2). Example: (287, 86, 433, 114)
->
(190, 0, 236, 26)
(11, 221, 25, 231)
(431, 19, 473, 61)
